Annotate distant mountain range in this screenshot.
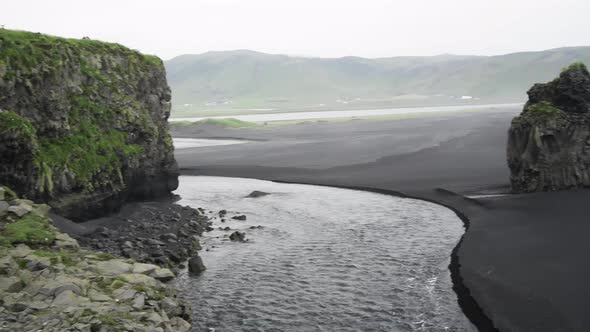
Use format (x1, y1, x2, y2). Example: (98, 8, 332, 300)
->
(165, 47, 590, 113)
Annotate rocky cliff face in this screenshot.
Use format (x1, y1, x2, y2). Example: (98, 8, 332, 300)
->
(507, 62, 590, 192)
(0, 29, 178, 220)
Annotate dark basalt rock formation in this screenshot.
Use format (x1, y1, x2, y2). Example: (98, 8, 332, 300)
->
(229, 231, 246, 242)
(508, 62, 590, 192)
(0, 29, 178, 220)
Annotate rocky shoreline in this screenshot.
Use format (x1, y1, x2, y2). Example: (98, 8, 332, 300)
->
(0, 187, 194, 331)
(66, 201, 209, 272)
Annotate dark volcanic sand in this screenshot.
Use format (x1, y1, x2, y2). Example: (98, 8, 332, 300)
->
(172, 106, 590, 331)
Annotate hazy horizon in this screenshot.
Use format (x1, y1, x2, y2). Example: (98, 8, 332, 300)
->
(2, 0, 589, 60)
(169, 46, 590, 61)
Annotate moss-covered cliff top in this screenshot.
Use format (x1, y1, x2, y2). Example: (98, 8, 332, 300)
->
(0, 29, 161, 77)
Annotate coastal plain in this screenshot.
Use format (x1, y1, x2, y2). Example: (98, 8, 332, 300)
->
(172, 105, 590, 331)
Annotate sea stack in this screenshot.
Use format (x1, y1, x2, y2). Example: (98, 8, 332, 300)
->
(507, 62, 590, 192)
(0, 30, 178, 220)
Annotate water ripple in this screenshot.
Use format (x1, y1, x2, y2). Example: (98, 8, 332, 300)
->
(175, 176, 476, 332)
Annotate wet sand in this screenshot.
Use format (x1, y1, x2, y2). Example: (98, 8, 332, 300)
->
(172, 106, 590, 331)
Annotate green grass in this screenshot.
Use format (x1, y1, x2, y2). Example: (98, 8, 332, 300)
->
(1, 213, 56, 246)
(132, 284, 151, 293)
(15, 258, 28, 269)
(171, 118, 258, 128)
(0, 111, 37, 139)
(32, 249, 77, 266)
(110, 279, 126, 290)
(96, 314, 118, 326)
(562, 61, 588, 72)
(526, 101, 561, 116)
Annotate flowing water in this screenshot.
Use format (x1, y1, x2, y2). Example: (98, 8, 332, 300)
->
(175, 176, 475, 332)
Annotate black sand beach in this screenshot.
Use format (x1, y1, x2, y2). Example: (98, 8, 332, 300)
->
(172, 106, 590, 331)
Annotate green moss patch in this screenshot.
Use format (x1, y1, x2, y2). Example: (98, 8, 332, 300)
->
(1, 213, 56, 246)
(562, 61, 588, 73)
(37, 121, 143, 191)
(526, 101, 561, 116)
(33, 249, 78, 266)
(0, 186, 18, 201)
(0, 111, 37, 139)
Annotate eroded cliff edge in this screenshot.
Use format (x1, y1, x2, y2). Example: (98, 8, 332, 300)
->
(0, 29, 178, 220)
(508, 62, 590, 192)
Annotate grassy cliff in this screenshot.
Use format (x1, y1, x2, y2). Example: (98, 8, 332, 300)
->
(0, 29, 178, 220)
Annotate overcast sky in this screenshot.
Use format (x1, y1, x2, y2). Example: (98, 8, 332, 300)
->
(2, 0, 589, 60)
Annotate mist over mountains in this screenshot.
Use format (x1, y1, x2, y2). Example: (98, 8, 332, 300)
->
(165, 46, 590, 112)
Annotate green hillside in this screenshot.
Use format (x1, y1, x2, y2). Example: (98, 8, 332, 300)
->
(165, 47, 590, 115)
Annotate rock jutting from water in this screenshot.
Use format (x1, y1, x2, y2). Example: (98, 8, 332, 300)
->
(0, 29, 178, 220)
(507, 62, 590, 192)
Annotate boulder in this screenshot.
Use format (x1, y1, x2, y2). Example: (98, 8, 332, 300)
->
(25, 259, 49, 272)
(112, 287, 137, 302)
(231, 215, 247, 221)
(51, 289, 88, 307)
(93, 260, 133, 276)
(132, 263, 158, 275)
(160, 233, 178, 242)
(119, 273, 159, 288)
(150, 268, 175, 282)
(10, 244, 32, 258)
(7, 203, 33, 217)
(37, 275, 86, 296)
(87, 289, 113, 302)
(0, 276, 24, 293)
(146, 312, 164, 325)
(0, 200, 9, 214)
(33, 203, 51, 216)
(53, 233, 80, 250)
(160, 297, 182, 317)
(132, 294, 145, 310)
(188, 255, 206, 275)
(0, 255, 18, 275)
(170, 317, 191, 332)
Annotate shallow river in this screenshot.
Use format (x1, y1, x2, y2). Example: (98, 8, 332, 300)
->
(175, 176, 475, 332)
